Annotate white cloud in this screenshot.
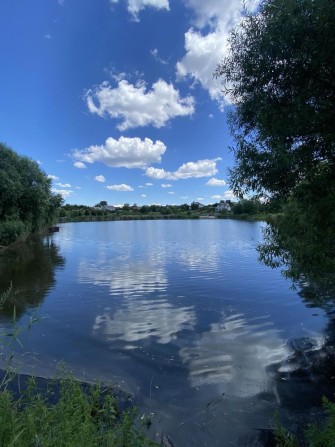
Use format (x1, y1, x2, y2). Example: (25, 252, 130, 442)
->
(145, 182, 153, 186)
(58, 0, 64, 5)
(223, 190, 237, 200)
(180, 196, 189, 199)
(211, 194, 224, 200)
(161, 183, 172, 188)
(208, 113, 214, 119)
(75, 186, 82, 190)
(47, 175, 59, 181)
(176, 27, 229, 107)
(196, 197, 204, 201)
(95, 175, 106, 183)
(56, 182, 72, 188)
(151, 48, 168, 65)
(110, 0, 169, 20)
(44, 33, 51, 39)
(51, 188, 74, 198)
(176, 0, 259, 108)
(141, 194, 147, 198)
(211, 191, 236, 201)
(146, 158, 221, 180)
(168, 191, 175, 195)
(106, 184, 134, 192)
(206, 177, 226, 186)
(85, 79, 194, 130)
(73, 136, 166, 169)
(74, 161, 86, 169)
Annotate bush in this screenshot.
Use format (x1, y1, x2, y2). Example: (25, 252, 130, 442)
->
(0, 220, 29, 245)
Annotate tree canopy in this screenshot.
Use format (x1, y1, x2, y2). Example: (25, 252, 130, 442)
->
(216, 0, 335, 292)
(215, 0, 335, 198)
(0, 143, 63, 244)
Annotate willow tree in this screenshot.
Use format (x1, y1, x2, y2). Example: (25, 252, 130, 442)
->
(216, 0, 335, 198)
(216, 0, 335, 292)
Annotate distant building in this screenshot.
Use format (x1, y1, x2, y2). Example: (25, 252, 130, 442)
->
(101, 204, 115, 212)
(94, 204, 116, 212)
(215, 202, 231, 212)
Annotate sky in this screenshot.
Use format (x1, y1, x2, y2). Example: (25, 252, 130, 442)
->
(0, 0, 258, 206)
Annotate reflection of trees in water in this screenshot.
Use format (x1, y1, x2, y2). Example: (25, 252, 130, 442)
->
(265, 313, 335, 442)
(258, 214, 335, 433)
(0, 235, 65, 316)
(258, 215, 335, 308)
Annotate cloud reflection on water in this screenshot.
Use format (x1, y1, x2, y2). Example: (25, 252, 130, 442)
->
(77, 252, 168, 296)
(93, 298, 196, 345)
(180, 312, 289, 397)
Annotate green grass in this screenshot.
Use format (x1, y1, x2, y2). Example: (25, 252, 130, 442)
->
(275, 398, 335, 447)
(0, 375, 158, 447)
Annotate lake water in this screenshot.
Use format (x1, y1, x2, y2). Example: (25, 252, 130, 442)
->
(0, 220, 333, 446)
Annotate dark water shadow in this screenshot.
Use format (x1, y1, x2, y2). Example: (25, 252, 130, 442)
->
(0, 234, 65, 317)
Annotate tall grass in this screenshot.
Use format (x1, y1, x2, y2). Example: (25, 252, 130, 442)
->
(0, 376, 157, 446)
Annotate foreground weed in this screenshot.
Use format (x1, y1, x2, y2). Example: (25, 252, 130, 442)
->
(275, 398, 335, 447)
(0, 375, 158, 447)
(306, 397, 335, 447)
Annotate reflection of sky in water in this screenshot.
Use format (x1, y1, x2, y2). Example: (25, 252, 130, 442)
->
(93, 298, 196, 345)
(180, 312, 289, 397)
(77, 251, 167, 296)
(0, 220, 328, 446)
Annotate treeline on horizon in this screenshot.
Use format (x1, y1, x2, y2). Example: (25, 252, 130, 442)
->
(59, 197, 281, 222)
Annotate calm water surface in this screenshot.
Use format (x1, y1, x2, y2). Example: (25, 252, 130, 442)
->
(0, 220, 332, 446)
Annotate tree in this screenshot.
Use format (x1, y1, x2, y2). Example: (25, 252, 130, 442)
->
(215, 0, 335, 198)
(0, 143, 63, 244)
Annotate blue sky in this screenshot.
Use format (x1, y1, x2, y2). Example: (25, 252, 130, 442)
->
(0, 0, 258, 206)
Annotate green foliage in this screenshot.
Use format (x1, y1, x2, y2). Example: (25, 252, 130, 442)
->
(306, 398, 335, 447)
(258, 167, 335, 293)
(0, 220, 29, 245)
(0, 376, 158, 447)
(275, 399, 335, 447)
(231, 198, 263, 215)
(0, 143, 64, 244)
(216, 0, 335, 198)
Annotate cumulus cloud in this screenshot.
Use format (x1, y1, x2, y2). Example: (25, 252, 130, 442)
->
(73, 136, 166, 170)
(211, 194, 224, 200)
(110, 0, 169, 20)
(106, 184, 134, 191)
(177, 0, 259, 108)
(146, 158, 221, 180)
(47, 175, 59, 181)
(85, 79, 194, 130)
(52, 188, 74, 198)
(223, 190, 237, 200)
(161, 183, 173, 188)
(95, 175, 106, 183)
(74, 161, 86, 169)
(145, 182, 153, 186)
(206, 177, 226, 186)
(56, 182, 71, 188)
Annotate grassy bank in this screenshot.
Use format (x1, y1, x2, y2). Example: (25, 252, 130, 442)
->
(0, 372, 158, 447)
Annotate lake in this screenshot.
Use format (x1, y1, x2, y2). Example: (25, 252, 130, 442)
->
(0, 219, 333, 446)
